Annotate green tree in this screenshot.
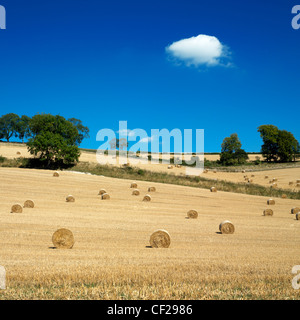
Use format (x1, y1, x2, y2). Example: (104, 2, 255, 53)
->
(258, 125, 299, 162)
(277, 130, 298, 162)
(0, 113, 20, 142)
(68, 118, 90, 145)
(257, 125, 279, 162)
(27, 114, 84, 167)
(219, 133, 248, 165)
(16, 115, 31, 142)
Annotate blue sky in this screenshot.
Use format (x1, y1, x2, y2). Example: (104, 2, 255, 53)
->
(0, 0, 299, 152)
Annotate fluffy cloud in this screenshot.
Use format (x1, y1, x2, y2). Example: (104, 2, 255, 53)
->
(166, 34, 231, 68)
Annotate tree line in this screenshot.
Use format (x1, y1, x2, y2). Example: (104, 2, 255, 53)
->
(219, 125, 299, 165)
(0, 113, 89, 167)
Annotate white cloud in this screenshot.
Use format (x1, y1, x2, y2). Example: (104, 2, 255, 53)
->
(139, 136, 156, 143)
(117, 129, 135, 137)
(166, 34, 231, 68)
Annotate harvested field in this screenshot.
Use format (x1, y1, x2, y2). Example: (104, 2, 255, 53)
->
(0, 167, 299, 299)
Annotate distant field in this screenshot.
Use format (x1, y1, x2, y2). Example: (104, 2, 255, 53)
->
(0, 167, 299, 299)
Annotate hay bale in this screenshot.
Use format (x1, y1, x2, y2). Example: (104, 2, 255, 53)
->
(251, 174, 255, 178)
(130, 182, 137, 188)
(11, 204, 23, 213)
(210, 187, 217, 192)
(203, 169, 208, 173)
(148, 187, 156, 192)
(16, 151, 21, 155)
(265, 176, 269, 179)
(143, 195, 151, 202)
(296, 183, 300, 187)
(213, 170, 217, 173)
(281, 194, 287, 199)
(52, 228, 74, 249)
(272, 178, 278, 182)
(296, 213, 300, 221)
(267, 199, 275, 205)
(150, 230, 171, 248)
(187, 209, 198, 219)
(263, 209, 273, 216)
(270, 183, 277, 188)
(297, 180, 300, 183)
(66, 195, 75, 202)
(291, 207, 300, 215)
(101, 193, 110, 200)
(53, 171, 59, 177)
(219, 221, 235, 234)
(248, 179, 253, 183)
(132, 189, 140, 196)
(98, 189, 107, 195)
(242, 170, 246, 173)
(289, 181, 294, 185)
(168, 165, 173, 169)
(24, 200, 35, 208)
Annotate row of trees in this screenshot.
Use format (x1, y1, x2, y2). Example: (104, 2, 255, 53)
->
(0, 113, 89, 144)
(0, 113, 89, 167)
(219, 125, 299, 165)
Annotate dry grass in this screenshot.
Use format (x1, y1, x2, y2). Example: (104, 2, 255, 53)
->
(0, 167, 300, 300)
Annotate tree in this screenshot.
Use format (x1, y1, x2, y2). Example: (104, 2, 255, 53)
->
(258, 125, 299, 162)
(109, 138, 128, 150)
(16, 115, 31, 142)
(26, 114, 85, 167)
(0, 113, 20, 142)
(68, 118, 90, 145)
(219, 133, 248, 165)
(257, 125, 279, 162)
(277, 130, 298, 162)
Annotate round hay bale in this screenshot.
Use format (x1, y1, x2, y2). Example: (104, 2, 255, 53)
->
(271, 183, 277, 188)
(148, 187, 156, 192)
(210, 187, 217, 193)
(281, 194, 287, 199)
(143, 194, 151, 202)
(296, 213, 300, 220)
(272, 178, 277, 182)
(242, 170, 246, 173)
(150, 230, 171, 248)
(101, 193, 110, 200)
(98, 189, 107, 195)
(24, 200, 35, 208)
(16, 151, 21, 155)
(132, 189, 140, 196)
(66, 195, 75, 202)
(168, 165, 173, 169)
(297, 179, 300, 183)
(53, 171, 59, 177)
(213, 170, 217, 173)
(265, 176, 269, 179)
(289, 181, 294, 185)
(251, 174, 255, 178)
(248, 179, 253, 183)
(219, 221, 235, 234)
(11, 204, 23, 213)
(263, 209, 273, 216)
(130, 182, 137, 188)
(267, 199, 275, 205)
(296, 183, 300, 187)
(203, 169, 208, 173)
(187, 209, 198, 219)
(52, 228, 74, 249)
(291, 207, 300, 215)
